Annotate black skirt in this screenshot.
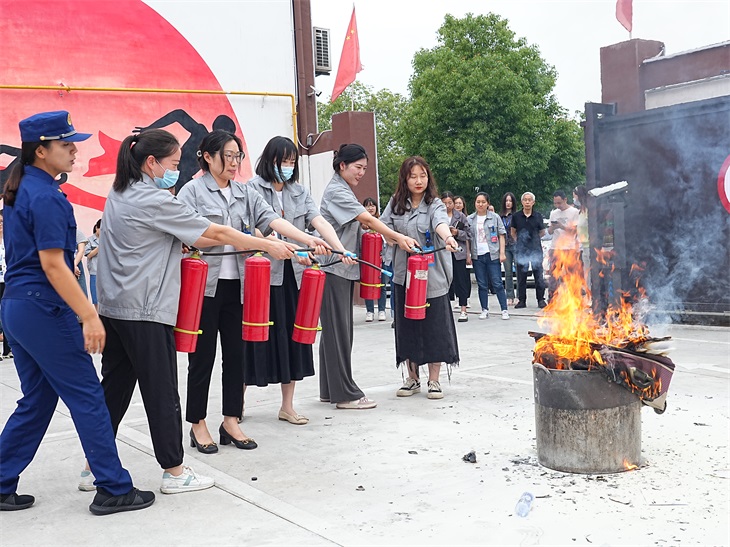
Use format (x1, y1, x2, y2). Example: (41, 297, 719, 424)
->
(243, 260, 315, 386)
(392, 283, 460, 369)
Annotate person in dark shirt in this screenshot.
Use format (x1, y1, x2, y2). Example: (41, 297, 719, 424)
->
(510, 192, 547, 309)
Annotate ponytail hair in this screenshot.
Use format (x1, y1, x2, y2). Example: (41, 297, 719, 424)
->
(2, 141, 50, 206)
(332, 143, 367, 173)
(198, 130, 243, 175)
(113, 129, 179, 192)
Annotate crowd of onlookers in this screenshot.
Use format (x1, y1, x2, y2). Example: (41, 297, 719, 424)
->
(361, 186, 590, 322)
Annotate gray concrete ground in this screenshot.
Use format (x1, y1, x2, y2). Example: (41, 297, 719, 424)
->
(1, 295, 729, 546)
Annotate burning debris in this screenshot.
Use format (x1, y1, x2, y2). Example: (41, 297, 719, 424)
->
(529, 238, 675, 413)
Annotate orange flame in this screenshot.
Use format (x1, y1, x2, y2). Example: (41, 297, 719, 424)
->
(623, 459, 638, 471)
(534, 234, 651, 375)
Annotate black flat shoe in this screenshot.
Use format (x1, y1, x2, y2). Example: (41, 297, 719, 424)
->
(190, 428, 218, 454)
(0, 493, 35, 511)
(219, 424, 257, 450)
(89, 487, 155, 515)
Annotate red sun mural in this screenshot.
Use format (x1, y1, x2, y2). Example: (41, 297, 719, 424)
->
(0, 0, 251, 234)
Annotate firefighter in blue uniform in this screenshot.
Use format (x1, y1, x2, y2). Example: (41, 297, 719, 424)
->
(0, 111, 154, 515)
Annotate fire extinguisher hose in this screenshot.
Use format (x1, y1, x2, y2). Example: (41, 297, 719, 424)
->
(413, 245, 463, 255)
(190, 246, 394, 277)
(296, 249, 393, 278)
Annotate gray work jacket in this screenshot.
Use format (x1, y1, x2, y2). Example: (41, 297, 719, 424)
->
(176, 172, 280, 300)
(247, 175, 321, 286)
(85, 233, 100, 275)
(319, 173, 366, 281)
(381, 197, 452, 299)
(449, 210, 470, 261)
(467, 211, 506, 260)
(97, 174, 211, 326)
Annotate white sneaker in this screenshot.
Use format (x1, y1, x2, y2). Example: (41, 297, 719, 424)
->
(502, 310, 510, 320)
(458, 311, 468, 322)
(365, 312, 374, 322)
(378, 311, 386, 321)
(78, 470, 96, 492)
(479, 310, 489, 320)
(160, 466, 214, 494)
(396, 378, 421, 397)
(427, 380, 444, 399)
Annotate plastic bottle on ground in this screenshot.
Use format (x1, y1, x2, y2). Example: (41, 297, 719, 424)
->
(515, 492, 534, 517)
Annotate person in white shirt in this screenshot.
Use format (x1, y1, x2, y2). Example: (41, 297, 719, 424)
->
(547, 189, 580, 301)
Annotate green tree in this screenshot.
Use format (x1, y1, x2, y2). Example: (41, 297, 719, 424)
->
(400, 13, 585, 211)
(317, 81, 408, 209)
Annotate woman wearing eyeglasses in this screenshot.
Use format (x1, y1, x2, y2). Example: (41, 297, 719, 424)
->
(176, 131, 330, 452)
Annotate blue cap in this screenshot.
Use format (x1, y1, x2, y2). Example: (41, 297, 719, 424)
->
(19, 111, 92, 143)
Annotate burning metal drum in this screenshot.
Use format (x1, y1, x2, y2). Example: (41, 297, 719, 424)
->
(533, 364, 641, 474)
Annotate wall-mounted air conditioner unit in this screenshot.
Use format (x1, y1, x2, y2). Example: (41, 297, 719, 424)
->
(314, 27, 331, 75)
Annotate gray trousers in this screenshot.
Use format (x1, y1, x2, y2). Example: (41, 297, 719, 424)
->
(318, 274, 365, 404)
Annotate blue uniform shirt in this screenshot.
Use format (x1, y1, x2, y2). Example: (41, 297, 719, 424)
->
(3, 165, 76, 305)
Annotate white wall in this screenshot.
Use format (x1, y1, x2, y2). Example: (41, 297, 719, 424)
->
(301, 150, 336, 207)
(645, 74, 730, 110)
(145, 0, 299, 164)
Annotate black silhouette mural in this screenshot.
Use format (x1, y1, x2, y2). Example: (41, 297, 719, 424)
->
(134, 111, 236, 193)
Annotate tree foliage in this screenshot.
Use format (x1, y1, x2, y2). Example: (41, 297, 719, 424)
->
(400, 13, 585, 211)
(317, 81, 408, 208)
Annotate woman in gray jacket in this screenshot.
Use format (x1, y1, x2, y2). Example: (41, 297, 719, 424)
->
(467, 192, 509, 320)
(177, 131, 329, 450)
(245, 136, 353, 425)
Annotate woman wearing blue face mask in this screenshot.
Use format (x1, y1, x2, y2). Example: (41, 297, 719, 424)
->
(244, 136, 353, 425)
(177, 132, 331, 446)
(93, 129, 300, 494)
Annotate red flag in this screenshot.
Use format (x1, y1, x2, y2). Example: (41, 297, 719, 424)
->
(616, 0, 632, 33)
(331, 7, 362, 102)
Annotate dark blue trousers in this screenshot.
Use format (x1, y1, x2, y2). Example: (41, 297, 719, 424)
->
(0, 298, 133, 496)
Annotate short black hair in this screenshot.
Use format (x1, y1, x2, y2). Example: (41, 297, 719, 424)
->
(553, 189, 567, 200)
(255, 136, 298, 183)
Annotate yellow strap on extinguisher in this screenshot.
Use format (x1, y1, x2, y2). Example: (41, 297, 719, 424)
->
(360, 281, 384, 288)
(242, 321, 274, 327)
(293, 324, 323, 331)
(404, 303, 431, 310)
(173, 327, 203, 335)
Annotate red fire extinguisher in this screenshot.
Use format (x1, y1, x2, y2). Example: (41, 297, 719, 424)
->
(360, 231, 383, 300)
(404, 254, 430, 320)
(292, 265, 326, 344)
(174, 251, 208, 352)
(242, 253, 272, 342)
